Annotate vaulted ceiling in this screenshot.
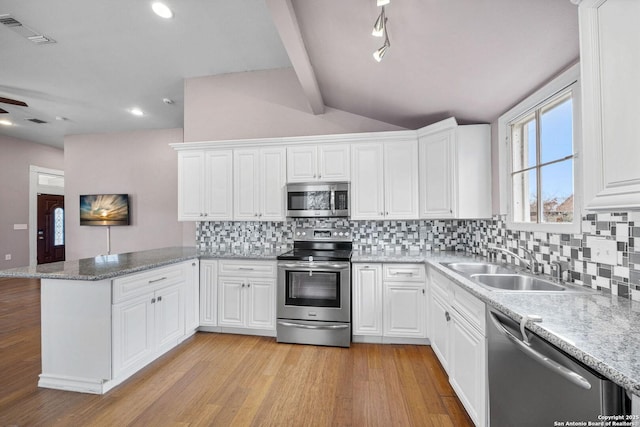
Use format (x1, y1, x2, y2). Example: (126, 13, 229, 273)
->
(0, 0, 579, 148)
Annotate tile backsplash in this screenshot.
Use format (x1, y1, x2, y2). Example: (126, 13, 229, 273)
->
(197, 212, 640, 301)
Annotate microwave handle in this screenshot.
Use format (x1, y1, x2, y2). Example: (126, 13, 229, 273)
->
(330, 189, 335, 214)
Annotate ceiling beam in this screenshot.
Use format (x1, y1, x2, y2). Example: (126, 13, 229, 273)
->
(266, 0, 325, 115)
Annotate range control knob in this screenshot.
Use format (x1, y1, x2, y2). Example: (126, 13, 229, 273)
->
(333, 231, 338, 236)
(344, 232, 349, 236)
(296, 231, 301, 236)
(302, 232, 306, 236)
(339, 232, 344, 236)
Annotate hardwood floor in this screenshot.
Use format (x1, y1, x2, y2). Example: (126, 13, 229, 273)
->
(0, 277, 472, 426)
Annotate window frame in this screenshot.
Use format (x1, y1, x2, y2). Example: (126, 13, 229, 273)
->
(498, 63, 582, 234)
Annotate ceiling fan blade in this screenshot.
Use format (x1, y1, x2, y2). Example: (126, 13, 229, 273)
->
(0, 96, 28, 107)
(0, 108, 8, 113)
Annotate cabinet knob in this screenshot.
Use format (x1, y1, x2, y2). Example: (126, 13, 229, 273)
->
(192, 262, 196, 267)
(379, 212, 384, 216)
(242, 284, 245, 288)
(385, 212, 389, 215)
(254, 213, 258, 217)
(151, 298, 156, 304)
(157, 296, 162, 302)
(445, 311, 451, 322)
(318, 174, 322, 179)
(422, 289, 425, 295)
(259, 213, 262, 217)
(313, 174, 317, 179)
(247, 283, 251, 288)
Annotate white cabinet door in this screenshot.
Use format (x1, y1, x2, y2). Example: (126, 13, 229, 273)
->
(112, 294, 155, 378)
(351, 143, 385, 220)
(234, 149, 260, 220)
(260, 147, 286, 221)
(199, 260, 218, 327)
(218, 278, 244, 327)
(205, 150, 233, 220)
(155, 283, 185, 355)
(287, 146, 317, 182)
(450, 312, 486, 427)
(185, 260, 200, 333)
(429, 292, 451, 373)
(352, 264, 383, 336)
(246, 278, 275, 330)
(383, 283, 426, 338)
(581, 0, 640, 210)
(384, 140, 419, 219)
(318, 144, 350, 181)
(419, 129, 455, 218)
(177, 151, 205, 221)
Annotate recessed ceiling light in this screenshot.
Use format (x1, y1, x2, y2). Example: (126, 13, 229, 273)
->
(130, 108, 144, 117)
(0, 119, 13, 126)
(152, 2, 174, 19)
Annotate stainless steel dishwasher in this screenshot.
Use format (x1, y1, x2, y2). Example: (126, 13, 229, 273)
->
(487, 308, 629, 426)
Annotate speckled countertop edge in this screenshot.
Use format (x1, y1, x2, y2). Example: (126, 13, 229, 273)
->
(0, 246, 288, 281)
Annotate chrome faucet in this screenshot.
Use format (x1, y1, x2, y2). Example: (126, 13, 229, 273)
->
(551, 260, 570, 282)
(490, 246, 540, 275)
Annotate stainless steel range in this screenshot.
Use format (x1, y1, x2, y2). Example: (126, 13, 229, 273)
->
(276, 227, 352, 347)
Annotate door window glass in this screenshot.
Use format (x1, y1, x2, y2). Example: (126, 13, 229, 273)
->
(54, 207, 64, 246)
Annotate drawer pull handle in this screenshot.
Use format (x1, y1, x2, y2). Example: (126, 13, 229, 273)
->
(392, 272, 414, 276)
(149, 277, 167, 284)
(238, 267, 255, 271)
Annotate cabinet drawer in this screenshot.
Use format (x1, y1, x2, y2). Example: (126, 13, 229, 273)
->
(218, 260, 276, 278)
(451, 286, 485, 334)
(113, 262, 187, 304)
(383, 264, 425, 282)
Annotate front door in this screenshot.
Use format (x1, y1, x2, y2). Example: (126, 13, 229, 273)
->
(37, 194, 65, 264)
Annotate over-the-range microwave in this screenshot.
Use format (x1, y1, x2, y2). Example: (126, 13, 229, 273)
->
(285, 182, 350, 218)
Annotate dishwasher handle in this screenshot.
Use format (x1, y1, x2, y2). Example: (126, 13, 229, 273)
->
(489, 312, 592, 391)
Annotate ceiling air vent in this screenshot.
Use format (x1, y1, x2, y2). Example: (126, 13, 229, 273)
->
(0, 14, 56, 45)
(25, 118, 48, 124)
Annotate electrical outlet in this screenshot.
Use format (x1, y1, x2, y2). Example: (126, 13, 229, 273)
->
(587, 237, 617, 265)
(4, 254, 11, 261)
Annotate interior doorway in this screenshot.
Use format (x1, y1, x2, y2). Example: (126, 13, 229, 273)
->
(37, 194, 65, 264)
(29, 166, 64, 266)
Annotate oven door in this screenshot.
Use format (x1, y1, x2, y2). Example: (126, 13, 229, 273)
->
(277, 262, 350, 323)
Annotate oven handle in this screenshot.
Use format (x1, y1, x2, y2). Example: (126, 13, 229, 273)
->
(277, 321, 349, 330)
(278, 262, 349, 270)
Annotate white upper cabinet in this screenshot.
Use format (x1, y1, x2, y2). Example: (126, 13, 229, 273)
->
(580, 0, 640, 210)
(287, 144, 350, 183)
(418, 118, 491, 219)
(234, 147, 286, 221)
(351, 139, 419, 220)
(177, 149, 233, 221)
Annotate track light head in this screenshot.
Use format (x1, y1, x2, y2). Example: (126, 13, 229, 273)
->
(373, 42, 389, 62)
(377, 0, 390, 6)
(372, 7, 386, 37)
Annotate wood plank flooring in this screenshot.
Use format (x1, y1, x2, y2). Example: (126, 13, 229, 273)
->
(0, 277, 472, 426)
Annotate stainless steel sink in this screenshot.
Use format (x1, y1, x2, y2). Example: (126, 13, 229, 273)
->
(471, 274, 567, 292)
(443, 262, 514, 275)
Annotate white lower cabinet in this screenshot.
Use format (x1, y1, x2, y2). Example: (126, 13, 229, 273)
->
(352, 263, 427, 344)
(199, 260, 218, 327)
(428, 267, 487, 427)
(38, 260, 197, 394)
(217, 260, 276, 336)
(112, 274, 188, 380)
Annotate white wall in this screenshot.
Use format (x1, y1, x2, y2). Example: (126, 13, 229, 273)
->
(0, 135, 64, 268)
(64, 128, 188, 259)
(184, 67, 404, 142)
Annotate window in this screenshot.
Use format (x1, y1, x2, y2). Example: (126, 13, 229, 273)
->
(511, 91, 574, 224)
(54, 207, 64, 246)
(498, 63, 581, 233)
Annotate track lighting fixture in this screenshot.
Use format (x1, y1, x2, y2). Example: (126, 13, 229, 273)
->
(372, 2, 390, 61)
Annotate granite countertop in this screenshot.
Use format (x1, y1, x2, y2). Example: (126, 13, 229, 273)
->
(0, 247, 201, 281)
(424, 252, 640, 397)
(0, 246, 289, 281)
